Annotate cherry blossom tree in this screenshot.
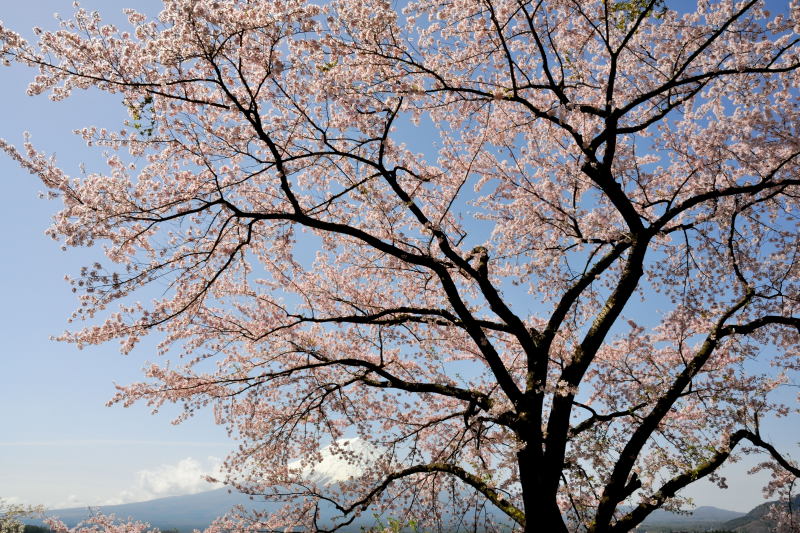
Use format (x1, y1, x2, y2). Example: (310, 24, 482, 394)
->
(759, 464, 800, 532)
(0, 500, 44, 533)
(2, 0, 800, 531)
(45, 514, 160, 533)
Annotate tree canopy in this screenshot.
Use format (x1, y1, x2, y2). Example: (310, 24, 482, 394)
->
(1, 500, 44, 533)
(2, 0, 800, 531)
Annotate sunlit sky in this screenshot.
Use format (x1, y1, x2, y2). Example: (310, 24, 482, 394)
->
(0, 0, 232, 509)
(0, 0, 797, 514)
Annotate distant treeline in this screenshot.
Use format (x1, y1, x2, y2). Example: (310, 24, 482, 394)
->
(24, 526, 51, 533)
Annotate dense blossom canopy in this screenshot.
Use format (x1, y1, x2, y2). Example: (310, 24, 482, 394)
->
(2, 0, 800, 531)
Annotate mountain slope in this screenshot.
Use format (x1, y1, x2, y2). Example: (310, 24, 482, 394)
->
(35, 481, 800, 533)
(723, 494, 800, 532)
(643, 505, 745, 524)
(36, 488, 262, 531)
(34, 489, 750, 532)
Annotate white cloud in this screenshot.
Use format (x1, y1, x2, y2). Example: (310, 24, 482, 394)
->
(53, 494, 84, 509)
(89, 440, 376, 506)
(136, 457, 223, 496)
(103, 457, 223, 505)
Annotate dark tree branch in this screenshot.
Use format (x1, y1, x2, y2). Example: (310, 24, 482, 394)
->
(610, 429, 800, 532)
(327, 463, 526, 527)
(570, 401, 649, 437)
(591, 288, 755, 530)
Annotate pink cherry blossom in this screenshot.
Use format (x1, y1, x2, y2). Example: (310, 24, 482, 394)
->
(2, 0, 800, 531)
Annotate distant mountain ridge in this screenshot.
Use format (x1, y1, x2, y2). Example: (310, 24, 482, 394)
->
(721, 493, 800, 533)
(32, 488, 260, 532)
(33, 486, 509, 532)
(30, 489, 796, 532)
(643, 505, 746, 524)
(636, 504, 746, 532)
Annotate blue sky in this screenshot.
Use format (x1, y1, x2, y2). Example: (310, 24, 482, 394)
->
(0, 0, 796, 514)
(0, 0, 231, 509)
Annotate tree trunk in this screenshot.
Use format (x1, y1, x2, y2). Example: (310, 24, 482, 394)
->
(518, 446, 569, 533)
